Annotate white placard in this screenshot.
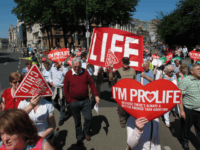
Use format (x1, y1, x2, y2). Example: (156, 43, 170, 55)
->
(94, 103, 99, 115)
(152, 59, 163, 67)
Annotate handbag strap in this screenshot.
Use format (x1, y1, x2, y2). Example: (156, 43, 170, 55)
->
(149, 120, 153, 149)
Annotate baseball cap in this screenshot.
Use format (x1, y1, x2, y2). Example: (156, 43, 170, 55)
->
(42, 57, 46, 61)
(122, 57, 129, 63)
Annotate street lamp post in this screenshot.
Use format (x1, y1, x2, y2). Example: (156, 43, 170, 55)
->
(86, 2, 89, 49)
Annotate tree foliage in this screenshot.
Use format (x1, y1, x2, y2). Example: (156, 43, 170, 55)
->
(157, 0, 200, 42)
(12, 0, 139, 46)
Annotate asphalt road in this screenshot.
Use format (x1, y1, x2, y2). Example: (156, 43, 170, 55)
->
(0, 50, 198, 150)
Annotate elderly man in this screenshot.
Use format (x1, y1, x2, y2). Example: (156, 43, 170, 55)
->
(64, 58, 100, 146)
(49, 61, 68, 126)
(81, 52, 95, 101)
(173, 59, 181, 75)
(178, 63, 200, 150)
(137, 61, 154, 85)
(109, 57, 137, 128)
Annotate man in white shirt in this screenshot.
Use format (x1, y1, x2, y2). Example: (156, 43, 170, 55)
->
(81, 52, 95, 101)
(182, 46, 188, 59)
(173, 60, 181, 75)
(49, 61, 68, 126)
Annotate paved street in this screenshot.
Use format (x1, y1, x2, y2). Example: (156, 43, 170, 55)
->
(0, 50, 198, 150)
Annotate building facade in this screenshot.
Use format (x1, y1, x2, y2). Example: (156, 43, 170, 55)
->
(149, 19, 161, 42)
(26, 23, 43, 50)
(0, 38, 9, 50)
(8, 25, 16, 49)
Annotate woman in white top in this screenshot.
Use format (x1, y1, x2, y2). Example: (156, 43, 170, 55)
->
(42, 61, 51, 83)
(18, 94, 56, 139)
(179, 46, 183, 57)
(159, 65, 178, 132)
(127, 116, 161, 150)
(182, 46, 188, 59)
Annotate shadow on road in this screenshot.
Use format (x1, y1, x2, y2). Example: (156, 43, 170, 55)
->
(0, 57, 18, 63)
(170, 118, 200, 149)
(0, 52, 10, 56)
(67, 143, 87, 150)
(90, 115, 110, 136)
(55, 130, 68, 150)
(100, 91, 116, 103)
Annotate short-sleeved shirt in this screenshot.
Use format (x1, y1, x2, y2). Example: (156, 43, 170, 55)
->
(178, 75, 200, 111)
(182, 48, 188, 53)
(113, 67, 137, 82)
(173, 64, 180, 73)
(2, 88, 24, 110)
(137, 70, 154, 86)
(18, 98, 54, 136)
(22, 67, 28, 76)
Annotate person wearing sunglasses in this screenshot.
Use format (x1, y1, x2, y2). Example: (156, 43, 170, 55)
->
(0, 72, 24, 112)
(160, 65, 178, 132)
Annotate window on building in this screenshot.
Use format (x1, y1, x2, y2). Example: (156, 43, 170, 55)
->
(56, 38, 60, 46)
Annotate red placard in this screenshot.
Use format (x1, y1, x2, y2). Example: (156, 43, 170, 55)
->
(112, 79, 181, 121)
(152, 54, 160, 60)
(143, 48, 149, 54)
(14, 65, 53, 98)
(67, 56, 76, 67)
(88, 27, 143, 72)
(189, 50, 200, 61)
(48, 48, 70, 62)
(166, 53, 173, 64)
(76, 51, 81, 57)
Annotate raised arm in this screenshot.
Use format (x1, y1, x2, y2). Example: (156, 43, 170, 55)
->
(19, 58, 27, 60)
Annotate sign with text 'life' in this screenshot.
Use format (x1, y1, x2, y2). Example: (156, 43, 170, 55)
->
(88, 27, 143, 71)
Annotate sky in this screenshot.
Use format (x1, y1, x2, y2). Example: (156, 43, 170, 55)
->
(0, 0, 180, 38)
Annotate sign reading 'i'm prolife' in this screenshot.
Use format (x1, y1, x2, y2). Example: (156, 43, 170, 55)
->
(88, 27, 144, 72)
(112, 79, 182, 121)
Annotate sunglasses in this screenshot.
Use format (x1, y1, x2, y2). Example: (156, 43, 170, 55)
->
(168, 71, 174, 73)
(12, 81, 21, 84)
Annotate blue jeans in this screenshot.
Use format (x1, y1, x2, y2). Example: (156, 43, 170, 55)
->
(70, 98, 92, 141)
(51, 87, 65, 121)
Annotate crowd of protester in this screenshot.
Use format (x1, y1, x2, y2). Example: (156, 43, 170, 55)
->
(0, 45, 199, 150)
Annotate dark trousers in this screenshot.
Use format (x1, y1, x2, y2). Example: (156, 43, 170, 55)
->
(118, 105, 130, 124)
(181, 106, 200, 148)
(51, 87, 65, 121)
(70, 98, 92, 141)
(92, 76, 101, 96)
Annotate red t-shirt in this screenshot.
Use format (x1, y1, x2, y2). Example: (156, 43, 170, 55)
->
(2, 88, 24, 110)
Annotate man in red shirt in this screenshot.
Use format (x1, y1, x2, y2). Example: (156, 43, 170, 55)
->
(64, 57, 100, 146)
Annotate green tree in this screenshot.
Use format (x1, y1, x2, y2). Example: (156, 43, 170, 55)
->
(12, 0, 140, 48)
(157, 0, 200, 44)
(86, 0, 139, 29)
